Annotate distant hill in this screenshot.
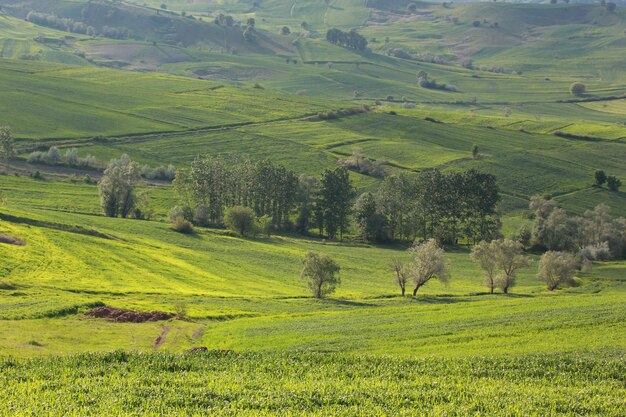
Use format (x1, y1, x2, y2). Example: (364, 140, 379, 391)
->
(0, 0, 296, 55)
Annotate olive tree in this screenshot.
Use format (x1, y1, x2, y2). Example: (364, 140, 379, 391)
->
(391, 258, 409, 296)
(470, 240, 498, 293)
(537, 251, 577, 291)
(492, 239, 530, 293)
(99, 154, 141, 218)
(407, 239, 449, 296)
(301, 252, 340, 299)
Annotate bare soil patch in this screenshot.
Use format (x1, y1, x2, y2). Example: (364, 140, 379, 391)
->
(0, 234, 25, 246)
(86, 306, 176, 323)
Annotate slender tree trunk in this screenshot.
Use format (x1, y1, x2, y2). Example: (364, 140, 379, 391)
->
(401, 287, 405, 297)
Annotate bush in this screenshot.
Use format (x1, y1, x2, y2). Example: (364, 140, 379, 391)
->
(172, 216, 194, 234)
(225, 206, 256, 236)
(569, 82, 586, 96)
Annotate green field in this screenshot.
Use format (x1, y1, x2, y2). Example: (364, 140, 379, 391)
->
(1, 0, 625, 414)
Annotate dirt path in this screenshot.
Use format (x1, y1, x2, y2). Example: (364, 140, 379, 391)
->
(154, 325, 170, 349)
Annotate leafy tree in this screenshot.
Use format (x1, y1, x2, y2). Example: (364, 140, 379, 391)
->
(595, 170, 607, 187)
(569, 82, 586, 96)
(99, 154, 141, 218)
(225, 206, 256, 236)
(246, 18, 256, 28)
(281, 26, 290, 35)
(318, 167, 355, 240)
(407, 239, 449, 296)
(354, 192, 387, 242)
(301, 252, 340, 299)
(492, 239, 530, 293)
(472, 144, 479, 159)
(513, 224, 532, 248)
(391, 258, 409, 296)
(0, 126, 15, 163)
(606, 2, 617, 12)
(470, 241, 498, 294)
(607, 176, 622, 192)
(537, 251, 578, 291)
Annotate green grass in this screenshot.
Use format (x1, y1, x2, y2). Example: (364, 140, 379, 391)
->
(1, 351, 624, 416)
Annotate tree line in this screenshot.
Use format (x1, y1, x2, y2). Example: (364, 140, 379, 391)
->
(166, 154, 500, 244)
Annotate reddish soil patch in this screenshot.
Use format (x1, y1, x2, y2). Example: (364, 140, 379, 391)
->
(0, 234, 25, 246)
(86, 306, 175, 323)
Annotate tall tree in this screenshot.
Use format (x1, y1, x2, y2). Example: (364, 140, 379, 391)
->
(318, 167, 355, 240)
(354, 192, 386, 242)
(99, 154, 141, 218)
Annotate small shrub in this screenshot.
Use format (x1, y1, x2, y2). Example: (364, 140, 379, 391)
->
(172, 217, 194, 234)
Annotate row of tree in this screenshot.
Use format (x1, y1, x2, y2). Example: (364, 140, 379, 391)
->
(325, 28, 368, 51)
(302, 236, 581, 299)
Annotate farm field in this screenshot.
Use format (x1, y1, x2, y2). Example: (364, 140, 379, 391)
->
(0, 0, 625, 415)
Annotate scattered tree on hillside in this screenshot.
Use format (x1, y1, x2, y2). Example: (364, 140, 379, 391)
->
(247, 18, 256, 28)
(472, 144, 479, 159)
(492, 239, 530, 293)
(391, 258, 409, 296)
(606, 2, 617, 12)
(0, 126, 15, 163)
(569, 82, 586, 96)
(470, 240, 498, 293)
(537, 251, 578, 291)
(99, 154, 141, 218)
(301, 252, 340, 299)
(607, 176, 622, 192)
(225, 206, 256, 236)
(595, 170, 607, 187)
(407, 239, 449, 296)
(281, 26, 291, 35)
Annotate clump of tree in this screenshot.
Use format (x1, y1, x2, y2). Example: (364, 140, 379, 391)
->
(376, 169, 501, 244)
(338, 147, 387, 177)
(326, 28, 368, 51)
(214, 14, 235, 26)
(301, 252, 340, 299)
(537, 251, 578, 291)
(569, 82, 586, 96)
(27, 147, 97, 168)
(173, 155, 299, 230)
(471, 239, 530, 294)
(417, 72, 457, 92)
(0, 126, 15, 163)
(98, 155, 141, 218)
(530, 198, 625, 258)
(140, 164, 176, 181)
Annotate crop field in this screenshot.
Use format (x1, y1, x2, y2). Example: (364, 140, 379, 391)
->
(0, 0, 625, 414)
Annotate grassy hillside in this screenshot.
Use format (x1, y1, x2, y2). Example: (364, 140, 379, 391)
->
(0, 1, 625, 414)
